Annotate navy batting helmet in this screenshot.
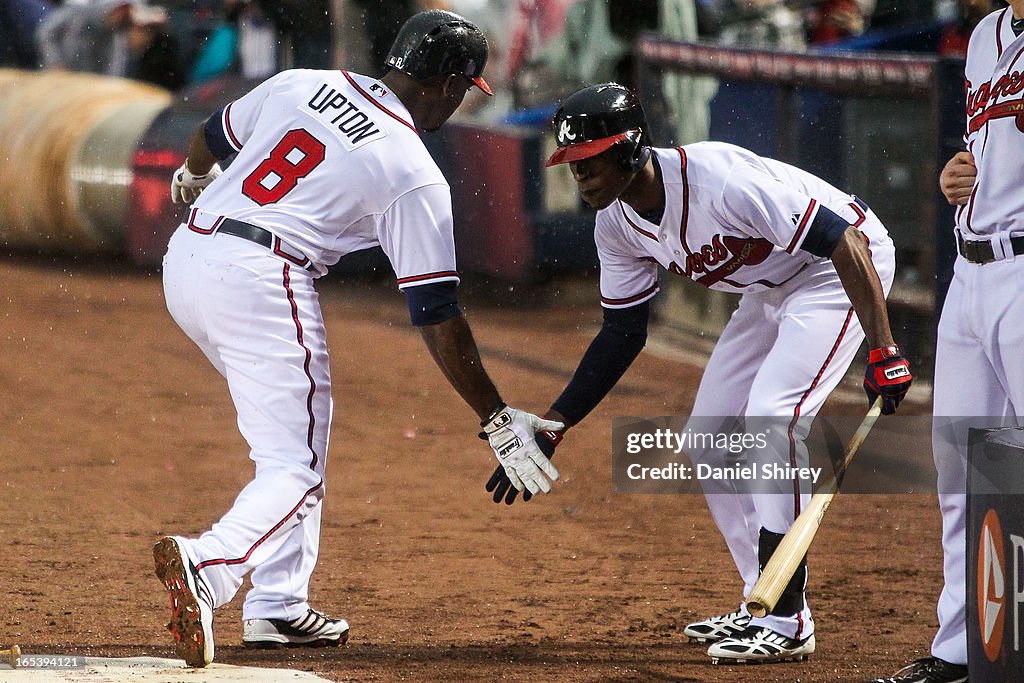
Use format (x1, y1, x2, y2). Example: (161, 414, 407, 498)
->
(385, 10, 492, 96)
(545, 83, 651, 170)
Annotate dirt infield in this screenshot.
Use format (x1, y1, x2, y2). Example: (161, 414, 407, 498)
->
(1, 255, 943, 682)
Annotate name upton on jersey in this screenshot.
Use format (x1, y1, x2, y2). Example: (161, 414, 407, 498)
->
(306, 83, 381, 144)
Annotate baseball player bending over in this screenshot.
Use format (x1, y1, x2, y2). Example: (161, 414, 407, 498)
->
(153, 10, 560, 668)
(867, 2, 1024, 682)
(487, 83, 912, 666)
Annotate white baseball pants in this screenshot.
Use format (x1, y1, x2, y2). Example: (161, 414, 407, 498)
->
(685, 235, 895, 640)
(162, 225, 333, 621)
(930, 255, 1024, 666)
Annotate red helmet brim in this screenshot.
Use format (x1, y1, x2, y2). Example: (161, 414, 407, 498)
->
(544, 132, 631, 167)
(471, 76, 493, 96)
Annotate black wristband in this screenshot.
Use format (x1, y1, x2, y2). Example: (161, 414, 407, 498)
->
(481, 402, 507, 428)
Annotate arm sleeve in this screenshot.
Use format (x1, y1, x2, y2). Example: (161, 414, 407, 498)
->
(798, 205, 851, 258)
(377, 183, 460, 289)
(550, 301, 650, 427)
(404, 281, 461, 327)
(203, 106, 236, 160)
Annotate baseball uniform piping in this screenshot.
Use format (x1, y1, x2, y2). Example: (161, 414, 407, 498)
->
(965, 163, 980, 235)
(676, 147, 692, 255)
(222, 102, 242, 151)
(996, 9, 1007, 56)
(273, 237, 312, 268)
(847, 200, 866, 227)
(343, 71, 418, 135)
(619, 204, 658, 241)
(786, 306, 854, 518)
(601, 283, 660, 307)
(186, 207, 224, 235)
(960, 140, 978, 234)
(195, 480, 325, 570)
(282, 263, 320, 470)
(785, 199, 818, 254)
(397, 270, 460, 286)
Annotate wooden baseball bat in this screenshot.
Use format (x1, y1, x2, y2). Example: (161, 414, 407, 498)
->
(1, 644, 20, 668)
(746, 398, 883, 618)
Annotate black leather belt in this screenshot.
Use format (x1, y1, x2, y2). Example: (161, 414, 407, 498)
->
(219, 218, 274, 248)
(956, 232, 1024, 265)
(218, 218, 316, 272)
(853, 196, 869, 212)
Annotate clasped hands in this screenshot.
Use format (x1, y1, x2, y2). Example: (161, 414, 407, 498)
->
(481, 405, 562, 501)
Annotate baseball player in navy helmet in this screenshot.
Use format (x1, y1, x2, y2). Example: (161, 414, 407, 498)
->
(154, 10, 558, 668)
(487, 83, 913, 666)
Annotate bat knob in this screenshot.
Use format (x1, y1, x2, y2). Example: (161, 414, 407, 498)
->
(746, 601, 768, 618)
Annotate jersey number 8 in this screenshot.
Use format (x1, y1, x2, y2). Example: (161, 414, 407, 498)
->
(242, 129, 326, 205)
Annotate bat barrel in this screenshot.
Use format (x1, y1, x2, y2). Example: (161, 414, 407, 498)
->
(743, 400, 882, 620)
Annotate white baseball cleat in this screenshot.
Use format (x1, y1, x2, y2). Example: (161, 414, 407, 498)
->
(153, 536, 215, 668)
(683, 607, 751, 643)
(243, 608, 349, 647)
(707, 625, 815, 665)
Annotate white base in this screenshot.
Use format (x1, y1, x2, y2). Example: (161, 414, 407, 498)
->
(0, 656, 332, 681)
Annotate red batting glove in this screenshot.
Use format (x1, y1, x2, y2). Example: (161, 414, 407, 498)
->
(536, 424, 563, 457)
(864, 345, 913, 415)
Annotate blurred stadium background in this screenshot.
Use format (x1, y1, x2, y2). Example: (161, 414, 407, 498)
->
(0, 0, 980, 382)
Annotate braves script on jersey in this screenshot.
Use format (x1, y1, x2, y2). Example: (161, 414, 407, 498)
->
(959, 9, 1024, 239)
(595, 142, 888, 308)
(597, 142, 896, 644)
(190, 68, 459, 287)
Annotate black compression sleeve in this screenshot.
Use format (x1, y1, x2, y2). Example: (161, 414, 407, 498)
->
(800, 205, 850, 258)
(550, 301, 650, 426)
(203, 107, 236, 160)
(404, 281, 461, 326)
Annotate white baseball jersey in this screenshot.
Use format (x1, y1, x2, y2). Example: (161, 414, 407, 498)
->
(958, 8, 1024, 239)
(191, 68, 459, 288)
(929, 7, 1024, 667)
(160, 68, 464, 627)
(595, 143, 889, 308)
(597, 142, 896, 642)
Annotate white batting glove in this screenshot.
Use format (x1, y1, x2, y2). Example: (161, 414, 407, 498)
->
(170, 161, 222, 204)
(482, 405, 563, 495)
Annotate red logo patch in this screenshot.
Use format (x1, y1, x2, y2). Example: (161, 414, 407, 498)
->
(978, 508, 1006, 663)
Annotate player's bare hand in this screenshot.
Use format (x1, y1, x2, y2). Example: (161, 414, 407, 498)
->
(482, 405, 562, 496)
(939, 151, 976, 205)
(486, 423, 563, 504)
(171, 161, 222, 204)
(864, 345, 912, 415)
